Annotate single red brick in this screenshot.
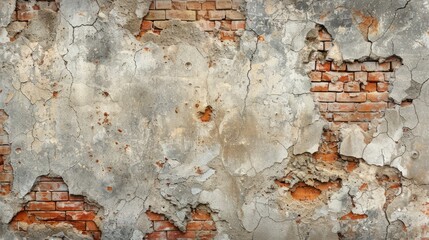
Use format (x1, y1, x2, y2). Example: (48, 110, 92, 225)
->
(0, 173, 13, 182)
(208, 10, 225, 20)
(144, 10, 166, 20)
(333, 112, 382, 122)
(313, 152, 338, 163)
(69, 195, 84, 201)
(309, 71, 322, 82)
(231, 20, 245, 30)
(145, 231, 167, 239)
(187, 1, 201, 10)
(336, 93, 366, 102)
(313, 92, 336, 102)
(36, 192, 52, 201)
(166, 10, 196, 20)
(52, 192, 68, 201)
(202, 2, 216, 10)
(316, 61, 330, 71)
(26, 192, 37, 201)
(35, 182, 68, 191)
(328, 82, 344, 92)
(26, 201, 56, 211)
(187, 221, 204, 230)
(327, 103, 355, 112)
(377, 82, 389, 92)
(191, 210, 211, 220)
(56, 201, 84, 211)
(363, 82, 377, 92)
(0, 146, 11, 155)
(172, 1, 186, 10)
(167, 231, 196, 240)
(28, 211, 65, 221)
(331, 63, 346, 71)
(216, 0, 232, 9)
(156, 0, 172, 10)
(154, 220, 178, 231)
(368, 72, 385, 82)
(311, 82, 329, 92)
(141, 21, 153, 31)
(37, 176, 64, 182)
(361, 62, 377, 71)
(344, 82, 360, 92)
(225, 10, 245, 20)
(17, 11, 36, 21)
(367, 92, 389, 102)
(357, 102, 388, 112)
(66, 211, 96, 221)
(146, 211, 165, 221)
(86, 221, 99, 231)
(322, 72, 353, 82)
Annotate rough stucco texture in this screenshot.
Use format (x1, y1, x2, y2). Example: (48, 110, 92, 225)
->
(0, 0, 429, 239)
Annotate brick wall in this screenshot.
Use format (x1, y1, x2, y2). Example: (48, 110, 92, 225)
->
(310, 27, 401, 164)
(139, 0, 246, 41)
(9, 176, 102, 240)
(0, 110, 12, 196)
(145, 207, 217, 240)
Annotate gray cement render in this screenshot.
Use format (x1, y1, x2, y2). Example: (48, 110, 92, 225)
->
(0, 0, 428, 239)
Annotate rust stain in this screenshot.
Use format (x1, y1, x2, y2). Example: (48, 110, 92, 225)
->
(352, 10, 379, 40)
(199, 106, 213, 122)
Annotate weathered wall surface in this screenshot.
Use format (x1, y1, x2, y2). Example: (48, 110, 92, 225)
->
(0, 0, 428, 239)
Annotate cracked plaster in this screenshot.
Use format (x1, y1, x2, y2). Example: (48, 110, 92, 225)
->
(0, 0, 428, 239)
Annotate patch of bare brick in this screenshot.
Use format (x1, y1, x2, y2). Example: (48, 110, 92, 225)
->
(139, 0, 246, 41)
(310, 27, 402, 164)
(144, 206, 217, 240)
(9, 175, 102, 240)
(0, 110, 12, 197)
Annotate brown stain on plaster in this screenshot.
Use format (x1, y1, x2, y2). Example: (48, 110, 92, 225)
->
(352, 10, 379, 40)
(199, 106, 213, 122)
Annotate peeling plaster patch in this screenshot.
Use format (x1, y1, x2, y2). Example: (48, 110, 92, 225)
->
(339, 124, 366, 158)
(293, 120, 324, 155)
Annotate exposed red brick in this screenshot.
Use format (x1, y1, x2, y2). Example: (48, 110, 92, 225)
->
(363, 82, 377, 92)
(344, 82, 360, 92)
(187, 1, 202, 10)
(208, 10, 225, 20)
(156, 0, 172, 10)
(216, 0, 232, 9)
(56, 201, 84, 211)
(191, 210, 211, 220)
(28, 211, 65, 221)
(66, 211, 96, 221)
(0, 172, 13, 182)
(166, 10, 196, 20)
(333, 112, 382, 122)
(145, 231, 167, 239)
(377, 82, 389, 92)
(368, 72, 385, 82)
(146, 210, 165, 221)
(225, 10, 245, 20)
(167, 231, 197, 240)
(309, 71, 322, 82)
(0, 146, 11, 155)
(316, 61, 331, 71)
(331, 63, 346, 71)
(144, 10, 166, 20)
(357, 102, 387, 112)
(35, 192, 51, 201)
(202, 2, 216, 10)
(367, 92, 389, 102)
(51, 192, 68, 201)
(328, 82, 344, 92)
(172, 1, 186, 10)
(141, 21, 153, 31)
(322, 72, 354, 82)
(26, 202, 56, 211)
(311, 82, 329, 92)
(336, 93, 366, 102)
(290, 183, 322, 201)
(313, 152, 338, 163)
(231, 20, 245, 30)
(327, 103, 355, 112)
(86, 221, 99, 231)
(313, 92, 336, 102)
